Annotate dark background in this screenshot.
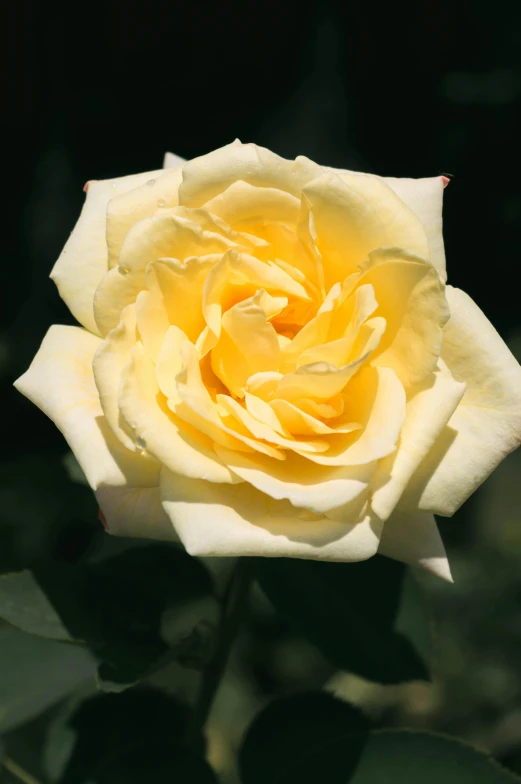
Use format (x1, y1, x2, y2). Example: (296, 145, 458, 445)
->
(2, 0, 521, 779)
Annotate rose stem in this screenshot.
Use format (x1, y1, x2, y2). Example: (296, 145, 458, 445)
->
(184, 557, 254, 750)
(2, 758, 42, 784)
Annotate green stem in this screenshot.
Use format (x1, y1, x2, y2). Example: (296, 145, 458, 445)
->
(2, 758, 42, 784)
(185, 558, 254, 748)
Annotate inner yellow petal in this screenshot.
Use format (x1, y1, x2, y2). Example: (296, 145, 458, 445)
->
(211, 292, 281, 398)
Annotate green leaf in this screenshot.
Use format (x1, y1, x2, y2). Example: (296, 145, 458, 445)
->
(0, 568, 80, 641)
(239, 692, 370, 784)
(0, 544, 215, 690)
(240, 694, 520, 784)
(81, 749, 218, 784)
(0, 623, 97, 733)
(46, 689, 216, 784)
(255, 555, 429, 684)
(279, 730, 521, 784)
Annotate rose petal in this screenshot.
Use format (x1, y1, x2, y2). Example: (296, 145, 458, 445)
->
(178, 140, 324, 207)
(328, 167, 447, 281)
(214, 446, 373, 514)
(378, 509, 452, 581)
(297, 316, 385, 369)
(118, 340, 240, 484)
(216, 394, 329, 453)
(382, 175, 447, 281)
(105, 166, 184, 268)
(275, 358, 367, 402)
(370, 360, 466, 520)
(172, 341, 285, 459)
(95, 214, 234, 336)
(50, 170, 162, 335)
(294, 366, 405, 467)
(93, 303, 139, 450)
(408, 286, 521, 515)
(14, 325, 160, 490)
(203, 180, 301, 225)
(300, 172, 429, 290)
(160, 468, 382, 560)
(96, 485, 177, 541)
(163, 151, 186, 169)
(201, 249, 310, 352)
(211, 292, 281, 397)
(268, 397, 360, 436)
(360, 247, 449, 387)
(137, 256, 216, 358)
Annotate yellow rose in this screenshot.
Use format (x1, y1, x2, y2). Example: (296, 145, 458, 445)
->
(15, 141, 521, 580)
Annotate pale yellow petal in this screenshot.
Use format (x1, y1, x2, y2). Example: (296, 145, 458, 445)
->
(172, 341, 285, 459)
(106, 166, 184, 268)
(96, 485, 178, 541)
(298, 396, 346, 419)
(118, 341, 240, 484)
(370, 361, 466, 520)
(14, 325, 160, 490)
(155, 325, 190, 400)
(92, 304, 140, 450)
(134, 288, 170, 364)
(178, 140, 324, 207)
(244, 220, 320, 287)
(203, 180, 301, 225)
(122, 213, 235, 274)
(163, 151, 186, 169)
(279, 280, 349, 373)
(360, 247, 449, 387)
(92, 265, 145, 339)
(201, 249, 309, 350)
(216, 394, 329, 453)
(244, 392, 289, 435)
(160, 468, 383, 561)
(407, 286, 521, 515)
(382, 175, 447, 281)
(50, 170, 161, 335)
(297, 316, 385, 369)
(378, 509, 452, 581)
(214, 446, 373, 514)
(294, 366, 405, 467)
(327, 166, 445, 280)
(268, 397, 360, 436)
(211, 292, 281, 398)
(275, 358, 366, 402)
(245, 371, 284, 401)
(168, 205, 267, 256)
(300, 172, 429, 289)
(95, 214, 232, 336)
(138, 256, 215, 356)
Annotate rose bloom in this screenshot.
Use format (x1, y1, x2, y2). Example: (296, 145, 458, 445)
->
(15, 142, 521, 580)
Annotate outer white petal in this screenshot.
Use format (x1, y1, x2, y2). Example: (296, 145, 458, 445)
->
(382, 175, 447, 281)
(370, 362, 466, 520)
(163, 151, 187, 169)
(96, 486, 177, 541)
(50, 169, 163, 335)
(160, 468, 383, 561)
(408, 286, 521, 515)
(378, 509, 452, 582)
(13, 325, 170, 539)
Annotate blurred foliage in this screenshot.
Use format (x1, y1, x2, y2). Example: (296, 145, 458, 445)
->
(3, 0, 521, 780)
(256, 556, 429, 684)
